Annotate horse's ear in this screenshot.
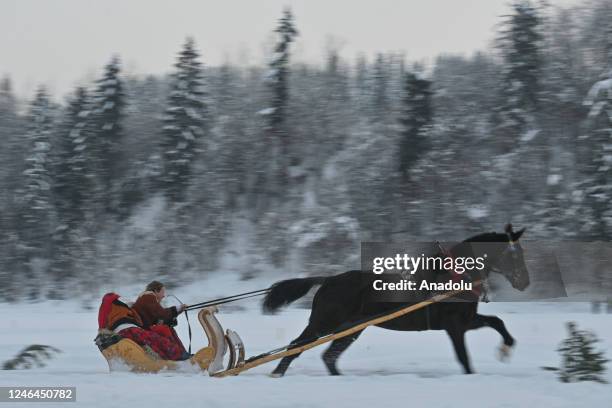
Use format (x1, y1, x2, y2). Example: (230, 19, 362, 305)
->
(513, 227, 526, 240)
(504, 223, 514, 234)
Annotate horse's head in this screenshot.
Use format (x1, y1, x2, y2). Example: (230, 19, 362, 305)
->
(490, 224, 530, 291)
(466, 224, 530, 291)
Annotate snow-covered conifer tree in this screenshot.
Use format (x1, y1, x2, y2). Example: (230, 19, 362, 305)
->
(398, 71, 432, 176)
(496, 1, 543, 151)
(92, 56, 125, 209)
(18, 87, 55, 298)
(260, 8, 298, 191)
(582, 66, 612, 239)
(558, 322, 608, 383)
(54, 87, 94, 221)
(0, 77, 22, 300)
(574, 3, 612, 239)
(48, 86, 95, 297)
(161, 37, 209, 203)
(371, 54, 390, 124)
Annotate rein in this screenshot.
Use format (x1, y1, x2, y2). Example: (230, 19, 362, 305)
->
(168, 288, 271, 353)
(168, 294, 192, 354)
(164, 289, 270, 355)
(185, 288, 271, 311)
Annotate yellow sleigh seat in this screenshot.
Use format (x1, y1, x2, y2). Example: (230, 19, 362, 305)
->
(100, 337, 214, 373)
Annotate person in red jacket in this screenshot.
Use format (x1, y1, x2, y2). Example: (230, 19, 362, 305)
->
(132, 281, 188, 355)
(98, 293, 188, 361)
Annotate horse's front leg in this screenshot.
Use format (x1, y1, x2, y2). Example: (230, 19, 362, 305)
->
(468, 313, 515, 360)
(446, 323, 473, 374)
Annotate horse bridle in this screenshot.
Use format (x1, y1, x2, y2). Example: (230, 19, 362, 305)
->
(490, 234, 523, 287)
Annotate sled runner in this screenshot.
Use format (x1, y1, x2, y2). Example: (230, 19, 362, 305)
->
(95, 306, 245, 374)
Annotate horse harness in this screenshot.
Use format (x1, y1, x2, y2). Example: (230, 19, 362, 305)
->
(435, 241, 488, 302)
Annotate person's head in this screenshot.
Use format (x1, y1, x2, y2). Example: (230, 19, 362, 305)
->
(146, 280, 166, 302)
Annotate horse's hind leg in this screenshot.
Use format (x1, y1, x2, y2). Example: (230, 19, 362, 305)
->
(468, 313, 515, 360)
(322, 330, 363, 376)
(270, 324, 318, 377)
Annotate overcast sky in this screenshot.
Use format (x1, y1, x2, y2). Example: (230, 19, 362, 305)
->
(0, 0, 581, 99)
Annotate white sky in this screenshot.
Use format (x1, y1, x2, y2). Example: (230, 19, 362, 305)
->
(0, 0, 582, 99)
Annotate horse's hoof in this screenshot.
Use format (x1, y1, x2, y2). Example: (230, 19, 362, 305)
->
(324, 364, 341, 376)
(497, 344, 513, 362)
(269, 372, 284, 378)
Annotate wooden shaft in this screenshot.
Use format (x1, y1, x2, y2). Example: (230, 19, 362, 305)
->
(213, 284, 478, 378)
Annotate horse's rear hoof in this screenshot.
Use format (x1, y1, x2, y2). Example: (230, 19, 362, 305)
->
(269, 372, 284, 378)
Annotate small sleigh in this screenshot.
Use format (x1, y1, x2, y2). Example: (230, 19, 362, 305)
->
(95, 306, 245, 375)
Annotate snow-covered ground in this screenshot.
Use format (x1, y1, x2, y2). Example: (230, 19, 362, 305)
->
(1, 273, 610, 408)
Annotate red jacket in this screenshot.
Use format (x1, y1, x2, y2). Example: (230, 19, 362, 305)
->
(98, 293, 143, 331)
(132, 292, 178, 329)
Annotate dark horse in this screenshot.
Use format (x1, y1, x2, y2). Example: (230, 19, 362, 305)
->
(263, 224, 530, 377)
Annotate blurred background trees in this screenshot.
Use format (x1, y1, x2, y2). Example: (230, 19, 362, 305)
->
(2, 1, 612, 300)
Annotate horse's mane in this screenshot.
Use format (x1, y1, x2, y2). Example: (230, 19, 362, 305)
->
(464, 232, 507, 243)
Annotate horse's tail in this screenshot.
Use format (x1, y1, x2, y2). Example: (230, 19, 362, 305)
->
(263, 276, 327, 314)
